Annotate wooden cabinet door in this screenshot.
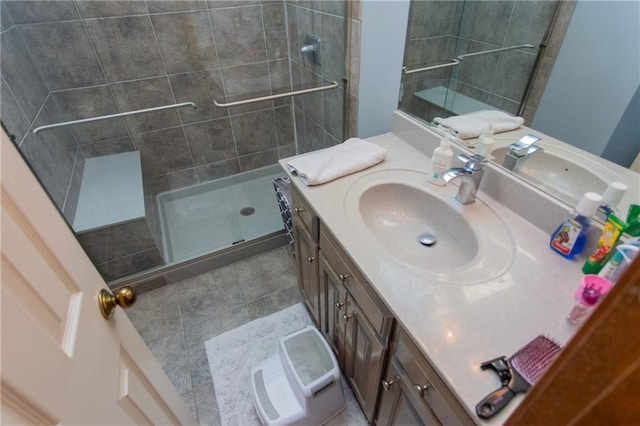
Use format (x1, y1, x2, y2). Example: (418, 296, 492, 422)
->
(376, 360, 442, 426)
(344, 294, 387, 422)
(319, 251, 347, 364)
(293, 221, 320, 324)
(377, 361, 403, 425)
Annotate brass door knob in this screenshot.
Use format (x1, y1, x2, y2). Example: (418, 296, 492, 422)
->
(98, 287, 137, 319)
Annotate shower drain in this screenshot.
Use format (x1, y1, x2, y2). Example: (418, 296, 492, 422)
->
(240, 207, 255, 216)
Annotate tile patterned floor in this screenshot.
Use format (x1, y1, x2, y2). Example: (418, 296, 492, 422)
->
(126, 246, 302, 425)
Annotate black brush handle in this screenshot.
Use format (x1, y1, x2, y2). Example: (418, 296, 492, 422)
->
(476, 385, 515, 419)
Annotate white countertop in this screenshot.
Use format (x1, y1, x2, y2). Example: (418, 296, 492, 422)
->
(280, 118, 588, 424)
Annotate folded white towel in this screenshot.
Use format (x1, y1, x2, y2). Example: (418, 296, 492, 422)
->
(287, 138, 387, 186)
(434, 110, 524, 139)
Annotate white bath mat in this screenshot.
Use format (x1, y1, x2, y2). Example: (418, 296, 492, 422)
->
(205, 303, 368, 426)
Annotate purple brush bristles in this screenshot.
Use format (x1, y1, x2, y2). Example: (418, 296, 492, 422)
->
(510, 335, 562, 385)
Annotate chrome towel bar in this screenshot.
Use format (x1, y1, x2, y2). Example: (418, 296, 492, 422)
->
(457, 44, 535, 60)
(402, 59, 460, 75)
(213, 80, 339, 108)
(32, 102, 197, 135)
(401, 44, 535, 76)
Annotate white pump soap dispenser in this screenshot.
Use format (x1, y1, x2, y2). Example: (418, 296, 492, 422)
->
(476, 124, 494, 158)
(428, 135, 454, 186)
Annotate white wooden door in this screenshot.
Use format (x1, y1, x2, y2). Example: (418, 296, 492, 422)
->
(0, 132, 197, 425)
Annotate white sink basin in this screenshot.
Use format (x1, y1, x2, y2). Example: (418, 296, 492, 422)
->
(344, 170, 514, 284)
(491, 146, 611, 206)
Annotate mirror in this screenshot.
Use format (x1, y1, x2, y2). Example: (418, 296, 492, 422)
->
(399, 0, 639, 219)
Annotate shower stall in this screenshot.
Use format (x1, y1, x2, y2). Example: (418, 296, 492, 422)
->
(1, 0, 348, 284)
(399, 0, 564, 125)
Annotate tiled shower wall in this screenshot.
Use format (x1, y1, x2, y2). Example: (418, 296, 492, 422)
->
(401, 0, 568, 122)
(0, 0, 348, 282)
(1, 0, 298, 205)
(286, 0, 346, 152)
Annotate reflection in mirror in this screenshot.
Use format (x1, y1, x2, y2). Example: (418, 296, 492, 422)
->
(399, 0, 639, 218)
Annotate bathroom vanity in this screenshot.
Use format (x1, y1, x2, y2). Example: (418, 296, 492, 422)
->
(281, 111, 593, 424)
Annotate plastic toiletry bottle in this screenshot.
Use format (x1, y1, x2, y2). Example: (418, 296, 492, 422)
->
(594, 181, 628, 222)
(567, 284, 601, 325)
(568, 274, 612, 325)
(582, 213, 628, 274)
(550, 192, 602, 259)
(427, 136, 454, 186)
(598, 242, 639, 284)
(476, 124, 494, 158)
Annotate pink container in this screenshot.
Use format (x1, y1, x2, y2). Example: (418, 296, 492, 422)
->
(574, 274, 613, 301)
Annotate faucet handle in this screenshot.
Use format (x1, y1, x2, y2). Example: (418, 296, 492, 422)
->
(458, 154, 487, 171)
(509, 134, 541, 155)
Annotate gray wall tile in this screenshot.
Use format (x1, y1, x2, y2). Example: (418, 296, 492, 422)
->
(52, 86, 129, 143)
(61, 151, 83, 227)
(1, 2, 15, 31)
(76, 1, 148, 18)
(80, 137, 135, 158)
(111, 77, 181, 133)
(19, 22, 106, 90)
(230, 109, 277, 156)
(148, 169, 199, 194)
(323, 86, 343, 141)
(467, 1, 513, 45)
(133, 127, 193, 177)
(263, 3, 288, 60)
(151, 11, 218, 74)
(238, 148, 278, 171)
(320, 12, 344, 83)
(195, 158, 240, 182)
(301, 111, 323, 152)
(207, 0, 260, 9)
(99, 247, 164, 281)
(458, 41, 499, 89)
(506, 1, 557, 47)
(183, 118, 237, 165)
(1, 77, 30, 143)
(268, 59, 292, 94)
(78, 227, 110, 265)
(221, 62, 273, 114)
(86, 16, 165, 81)
(4, 0, 79, 24)
(34, 97, 79, 181)
(18, 133, 68, 209)
(170, 70, 227, 123)
(209, 6, 267, 67)
(274, 105, 294, 147)
(0, 28, 49, 121)
(146, 1, 207, 13)
(492, 50, 536, 100)
(106, 219, 158, 261)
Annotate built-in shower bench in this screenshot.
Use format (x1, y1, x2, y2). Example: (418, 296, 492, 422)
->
(73, 151, 145, 233)
(73, 151, 164, 281)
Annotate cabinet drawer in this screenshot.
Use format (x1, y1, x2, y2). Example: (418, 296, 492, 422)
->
(292, 186, 318, 241)
(394, 329, 474, 425)
(320, 228, 393, 340)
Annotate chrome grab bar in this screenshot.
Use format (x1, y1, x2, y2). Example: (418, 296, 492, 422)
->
(457, 44, 535, 60)
(402, 59, 460, 75)
(33, 102, 197, 135)
(213, 80, 339, 108)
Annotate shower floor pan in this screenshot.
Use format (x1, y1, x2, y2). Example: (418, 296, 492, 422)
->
(157, 165, 286, 263)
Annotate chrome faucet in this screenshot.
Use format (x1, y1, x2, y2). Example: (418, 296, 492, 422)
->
(502, 134, 543, 171)
(442, 154, 488, 205)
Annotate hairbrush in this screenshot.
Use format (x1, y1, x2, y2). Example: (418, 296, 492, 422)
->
(476, 335, 561, 419)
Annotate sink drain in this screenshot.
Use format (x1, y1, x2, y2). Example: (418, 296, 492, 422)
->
(240, 207, 255, 216)
(418, 233, 436, 246)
